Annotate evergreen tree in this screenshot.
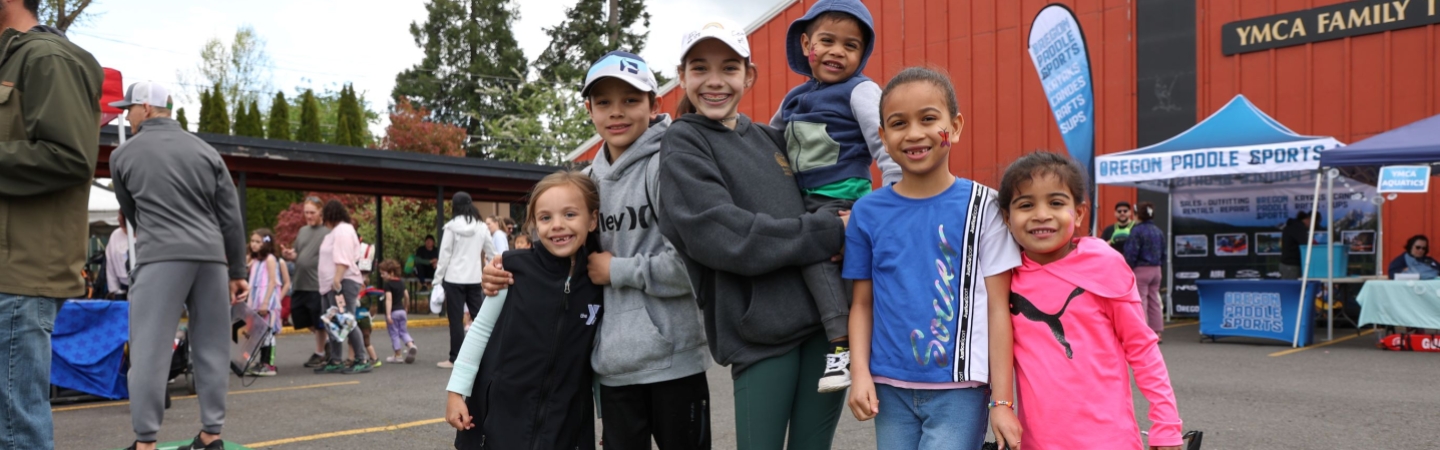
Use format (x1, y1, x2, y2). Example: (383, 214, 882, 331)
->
(197, 88, 213, 132)
(335, 84, 367, 147)
(534, 0, 651, 85)
(208, 82, 231, 134)
(232, 103, 248, 137)
(393, 0, 529, 159)
(297, 89, 322, 143)
(248, 101, 264, 138)
(176, 107, 189, 131)
(267, 92, 291, 140)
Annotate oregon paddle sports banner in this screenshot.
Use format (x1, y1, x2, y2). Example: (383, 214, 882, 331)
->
(1028, 4, 1096, 177)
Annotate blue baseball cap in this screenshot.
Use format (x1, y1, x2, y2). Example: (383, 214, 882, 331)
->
(581, 51, 659, 97)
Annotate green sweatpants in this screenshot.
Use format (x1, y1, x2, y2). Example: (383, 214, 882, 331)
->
(733, 332, 845, 450)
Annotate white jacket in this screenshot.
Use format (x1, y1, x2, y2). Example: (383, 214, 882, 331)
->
(433, 217, 489, 286)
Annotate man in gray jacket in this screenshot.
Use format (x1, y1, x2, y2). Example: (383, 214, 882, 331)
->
(111, 81, 248, 450)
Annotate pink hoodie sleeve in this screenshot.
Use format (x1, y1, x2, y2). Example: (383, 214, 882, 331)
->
(1107, 289, 1184, 447)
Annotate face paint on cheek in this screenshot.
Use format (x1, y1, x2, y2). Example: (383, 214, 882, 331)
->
(938, 129, 952, 149)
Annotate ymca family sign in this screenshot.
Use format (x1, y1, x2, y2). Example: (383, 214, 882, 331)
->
(1222, 0, 1440, 55)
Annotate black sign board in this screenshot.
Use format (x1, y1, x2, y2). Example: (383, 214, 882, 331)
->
(1222, 0, 1440, 55)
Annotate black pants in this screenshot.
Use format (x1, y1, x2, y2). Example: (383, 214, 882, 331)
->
(443, 282, 484, 363)
(599, 372, 711, 450)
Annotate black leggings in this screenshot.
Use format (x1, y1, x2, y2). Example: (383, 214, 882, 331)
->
(443, 282, 485, 363)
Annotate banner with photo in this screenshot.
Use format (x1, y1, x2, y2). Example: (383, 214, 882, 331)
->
(1167, 173, 1379, 316)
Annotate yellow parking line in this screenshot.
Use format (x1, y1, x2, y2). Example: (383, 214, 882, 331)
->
(1269, 329, 1375, 357)
(51, 381, 360, 412)
(1164, 320, 1198, 329)
(244, 418, 446, 447)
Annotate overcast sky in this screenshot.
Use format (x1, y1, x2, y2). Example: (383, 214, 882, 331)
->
(69, 0, 787, 133)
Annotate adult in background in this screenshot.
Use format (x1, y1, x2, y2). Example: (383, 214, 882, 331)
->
(1388, 235, 1440, 280)
(414, 235, 440, 284)
(486, 216, 511, 254)
(281, 197, 331, 368)
(433, 192, 489, 369)
(314, 200, 372, 374)
(1123, 201, 1166, 339)
(111, 81, 247, 450)
(1279, 211, 1321, 280)
(0, 3, 103, 448)
(106, 213, 131, 300)
(1099, 201, 1134, 254)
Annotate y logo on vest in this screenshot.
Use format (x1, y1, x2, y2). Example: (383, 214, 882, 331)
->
(582, 304, 601, 326)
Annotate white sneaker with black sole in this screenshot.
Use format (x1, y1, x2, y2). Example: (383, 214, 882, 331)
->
(817, 347, 851, 393)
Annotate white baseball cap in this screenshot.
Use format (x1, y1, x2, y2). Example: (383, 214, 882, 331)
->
(108, 81, 172, 109)
(678, 19, 751, 63)
(581, 51, 659, 97)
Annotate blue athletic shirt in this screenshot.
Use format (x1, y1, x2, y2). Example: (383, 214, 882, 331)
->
(843, 177, 1021, 384)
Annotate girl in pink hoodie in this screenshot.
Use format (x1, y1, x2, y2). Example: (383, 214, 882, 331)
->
(997, 152, 1184, 450)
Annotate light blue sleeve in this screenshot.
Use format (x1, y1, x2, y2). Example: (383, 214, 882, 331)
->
(445, 289, 508, 396)
(851, 81, 902, 187)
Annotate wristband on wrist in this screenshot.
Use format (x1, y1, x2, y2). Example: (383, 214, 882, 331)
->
(988, 400, 1015, 410)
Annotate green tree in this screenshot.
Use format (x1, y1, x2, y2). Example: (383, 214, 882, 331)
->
(484, 79, 591, 164)
(197, 88, 213, 132)
(267, 92, 291, 140)
(231, 103, 248, 137)
(202, 82, 231, 134)
(533, 0, 652, 85)
(245, 188, 303, 234)
(248, 101, 264, 138)
(297, 89, 322, 143)
(339, 84, 367, 147)
(393, 0, 528, 159)
(175, 107, 188, 131)
(288, 85, 377, 146)
(179, 26, 272, 111)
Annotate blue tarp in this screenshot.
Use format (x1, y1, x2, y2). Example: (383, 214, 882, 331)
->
(52, 300, 129, 399)
(1319, 113, 1440, 184)
(1096, 95, 1341, 189)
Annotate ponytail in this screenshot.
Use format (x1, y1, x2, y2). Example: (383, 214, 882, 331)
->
(676, 95, 697, 116)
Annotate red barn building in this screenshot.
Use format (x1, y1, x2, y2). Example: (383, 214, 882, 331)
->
(568, 0, 1440, 247)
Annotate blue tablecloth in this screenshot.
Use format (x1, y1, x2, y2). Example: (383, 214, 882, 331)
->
(1357, 280, 1440, 330)
(51, 300, 129, 399)
(1197, 280, 1320, 346)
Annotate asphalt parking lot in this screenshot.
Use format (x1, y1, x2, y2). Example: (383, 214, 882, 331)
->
(53, 319, 1440, 449)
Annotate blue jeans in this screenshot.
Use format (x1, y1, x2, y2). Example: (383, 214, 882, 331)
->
(0, 294, 62, 450)
(874, 384, 989, 450)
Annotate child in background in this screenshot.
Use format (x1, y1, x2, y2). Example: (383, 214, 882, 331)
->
(512, 233, 531, 250)
(379, 259, 419, 364)
(998, 151, 1183, 450)
(445, 171, 604, 449)
(771, 0, 901, 392)
(842, 67, 1022, 449)
(247, 229, 283, 377)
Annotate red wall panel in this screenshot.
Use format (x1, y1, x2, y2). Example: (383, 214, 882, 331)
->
(1198, 0, 1440, 267)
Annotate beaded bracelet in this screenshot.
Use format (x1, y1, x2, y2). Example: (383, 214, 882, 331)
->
(988, 400, 1015, 410)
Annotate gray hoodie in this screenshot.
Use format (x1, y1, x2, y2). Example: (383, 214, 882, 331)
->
(658, 114, 847, 377)
(588, 114, 710, 386)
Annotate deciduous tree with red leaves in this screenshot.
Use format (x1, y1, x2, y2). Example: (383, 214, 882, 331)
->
(378, 97, 467, 157)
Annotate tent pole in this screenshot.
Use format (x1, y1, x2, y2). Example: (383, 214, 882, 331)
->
(1376, 200, 1384, 276)
(1166, 191, 1174, 324)
(1326, 171, 1335, 342)
(1295, 172, 1322, 347)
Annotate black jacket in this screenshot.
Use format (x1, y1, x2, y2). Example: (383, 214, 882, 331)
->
(456, 242, 603, 450)
(1280, 218, 1323, 266)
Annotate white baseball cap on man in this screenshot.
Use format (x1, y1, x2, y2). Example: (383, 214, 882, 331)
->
(678, 19, 751, 63)
(108, 81, 172, 109)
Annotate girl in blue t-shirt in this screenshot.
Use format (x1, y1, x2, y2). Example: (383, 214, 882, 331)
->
(843, 67, 1024, 450)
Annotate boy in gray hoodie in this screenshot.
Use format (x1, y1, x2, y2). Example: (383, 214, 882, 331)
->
(483, 51, 710, 450)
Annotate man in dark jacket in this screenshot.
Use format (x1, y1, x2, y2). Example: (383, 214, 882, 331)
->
(1279, 211, 1321, 279)
(112, 81, 249, 450)
(0, 2, 103, 448)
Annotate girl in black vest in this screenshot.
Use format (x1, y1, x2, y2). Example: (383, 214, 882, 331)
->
(444, 171, 604, 449)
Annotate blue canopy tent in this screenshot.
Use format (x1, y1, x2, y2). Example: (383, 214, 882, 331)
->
(1096, 95, 1349, 346)
(1320, 113, 1440, 185)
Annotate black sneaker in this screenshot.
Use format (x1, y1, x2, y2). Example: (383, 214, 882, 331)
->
(177, 433, 225, 450)
(303, 353, 325, 368)
(817, 346, 851, 393)
(343, 360, 373, 374)
(314, 361, 345, 374)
